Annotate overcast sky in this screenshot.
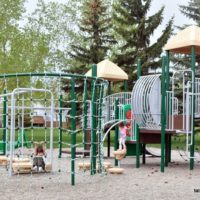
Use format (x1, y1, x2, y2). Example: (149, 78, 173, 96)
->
(25, 0, 195, 43)
(149, 0, 194, 43)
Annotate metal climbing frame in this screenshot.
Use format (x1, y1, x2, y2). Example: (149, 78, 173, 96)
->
(185, 79, 200, 160)
(194, 78, 200, 117)
(132, 50, 197, 171)
(167, 70, 194, 131)
(166, 91, 179, 130)
(0, 72, 108, 186)
(165, 70, 200, 160)
(0, 88, 55, 176)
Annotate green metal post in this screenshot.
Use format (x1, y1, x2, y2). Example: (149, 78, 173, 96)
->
(91, 64, 97, 175)
(161, 56, 166, 172)
(58, 94, 63, 158)
(0, 72, 104, 80)
(71, 78, 76, 186)
(167, 51, 172, 163)
(190, 46, 196, 170)
(166, 51, 170, 110)
(3, 89, 7, 155)
(107, 81, 112, 157)
(124, 80, 128, 92)
(83, 79, 88, 151)
(108, 81, 111, 95)
(98, 83, 104, 172)
(136, 59, 141, 168)
(165, 51, 170, 166)
(114, 98, 119, 166)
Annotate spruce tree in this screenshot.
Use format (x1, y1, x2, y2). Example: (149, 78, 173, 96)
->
(112, 0, 173, 84)
(179, 0, 200, 74)
(68, 0, 115, 73)
(179, 0, 200, 26)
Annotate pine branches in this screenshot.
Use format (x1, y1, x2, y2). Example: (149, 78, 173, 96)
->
(179, 0, 200, 25)
(112, 0, 173, 79)
(69, 0, 115, 68)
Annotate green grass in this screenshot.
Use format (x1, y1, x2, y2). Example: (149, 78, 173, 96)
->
(1, 128, 200, 151)
(0, 127, 114, 150)
(147, 129, 200, 151)
(0, 128, 83, 149)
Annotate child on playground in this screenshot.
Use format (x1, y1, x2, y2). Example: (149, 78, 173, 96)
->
(126, 122, 131, 137)
(118, 122, 130, 151)
(33, 142, 46, 172)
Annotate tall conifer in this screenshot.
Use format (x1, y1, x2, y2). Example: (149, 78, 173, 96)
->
(69, 0, 115, 73)
(180, 0, 200, 25)
(112, 0, 173, 82)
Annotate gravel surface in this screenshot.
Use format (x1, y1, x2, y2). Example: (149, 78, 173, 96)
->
(0, 148, 200, 200)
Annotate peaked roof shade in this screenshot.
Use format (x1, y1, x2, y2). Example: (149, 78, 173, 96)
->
(85, 59, 128, 81)
(164, 25, 200, 54)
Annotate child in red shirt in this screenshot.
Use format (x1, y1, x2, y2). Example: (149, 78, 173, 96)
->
(118, 122, 128, 150)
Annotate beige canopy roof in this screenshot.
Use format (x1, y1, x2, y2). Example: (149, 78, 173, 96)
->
(85, 59, 128, 81)
(164, 25, 200, 54)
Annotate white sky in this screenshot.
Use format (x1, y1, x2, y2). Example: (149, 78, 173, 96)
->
(25, 0, 195, 43)
(149, 0, 194, 43)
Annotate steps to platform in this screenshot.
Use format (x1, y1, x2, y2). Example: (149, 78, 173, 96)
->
(107, 167, 124, 174)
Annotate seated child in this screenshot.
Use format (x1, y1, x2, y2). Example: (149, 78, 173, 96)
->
(33, 142, 46, 172)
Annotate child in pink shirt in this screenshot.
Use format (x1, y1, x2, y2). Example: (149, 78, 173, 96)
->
(118, 122, 128, 150)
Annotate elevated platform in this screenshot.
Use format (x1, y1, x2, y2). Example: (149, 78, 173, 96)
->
(139, 129, 176, 164)
(139, 129, 176, 144)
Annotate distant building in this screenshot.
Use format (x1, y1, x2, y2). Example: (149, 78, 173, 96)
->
(32, 103, 70, 128)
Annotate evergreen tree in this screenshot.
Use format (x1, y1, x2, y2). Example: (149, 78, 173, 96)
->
(112, 0, 173, 84)
(69, 0, 115, 73)
(179, 0, 200, 26)
(178, 0, 200, 75)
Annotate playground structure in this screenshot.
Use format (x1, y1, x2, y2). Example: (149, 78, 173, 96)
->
(131, 25, 200, 172)
(0, 70, 108, 185)
(1, 25, 200, 187)
(88, 60, 137, 157)
(0, 88, 54, 176)
(99, 26, 200, 173)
